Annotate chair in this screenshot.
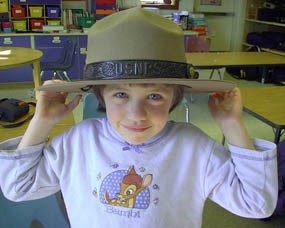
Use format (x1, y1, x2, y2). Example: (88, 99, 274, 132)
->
(185, 36, 222, 80)
(40, 37, 77, 81)
(169, 97, 190, 123)
(83, 93, 190, 123)
(83, 93, 107, 120)
(0, 191, 69, 228)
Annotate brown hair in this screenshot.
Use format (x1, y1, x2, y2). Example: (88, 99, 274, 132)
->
(92, 84, 185, 113)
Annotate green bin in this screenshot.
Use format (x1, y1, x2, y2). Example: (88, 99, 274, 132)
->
(77, 17, 96, 28)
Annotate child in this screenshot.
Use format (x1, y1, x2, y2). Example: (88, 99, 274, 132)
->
(0, 7, 278, 228)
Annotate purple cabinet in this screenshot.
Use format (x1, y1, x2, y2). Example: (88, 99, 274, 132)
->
(0, 34, 86, 83)
(34, 35, 81, 81)
(78, 35, 87, 79)
(10, 0, 60, 4)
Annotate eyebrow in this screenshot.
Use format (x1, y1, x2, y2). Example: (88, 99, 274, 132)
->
(107, 84, 172, 91)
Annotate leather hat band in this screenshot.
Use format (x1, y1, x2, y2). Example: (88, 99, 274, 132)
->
(84, 60, 193, 80)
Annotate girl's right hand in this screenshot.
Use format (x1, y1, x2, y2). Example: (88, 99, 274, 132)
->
(18, 80, 81, 149)
(35, 80, 82, 125)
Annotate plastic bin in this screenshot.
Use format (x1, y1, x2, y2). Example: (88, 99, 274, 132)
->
(47, 20, 61, 26)
(3, 27, 13, 33)
(96, 0, 115, 4)
(95, 9, 113, 15)
(77, 17, 96, 28)
(0, 1, 8, 12)
(2, 21, 12, 28)
(96, 3, 115, 10)
(0, 12, 9, 21)
(11, 6, 26, 18)
(30, 19, 43, 30)
(12, 20, 26, 31)
(46, 6, 60, 18)
(29, 6, 43, 18)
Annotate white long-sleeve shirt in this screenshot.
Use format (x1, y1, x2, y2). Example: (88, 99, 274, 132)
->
(0, 119, 278, 228)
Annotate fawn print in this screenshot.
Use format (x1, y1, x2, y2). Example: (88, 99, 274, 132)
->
(104, 166, 153, 208)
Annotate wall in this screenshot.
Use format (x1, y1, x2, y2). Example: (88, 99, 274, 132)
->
(191, 0, 242, 51)
(158, 0, 194, 15)
(161, 0, 246, 52)
(230, 0, 247, 51)
(205, 14, 234, 51)
(201, 0, 246, 51)
(62, 0, 88, 10)
(179, 0, 194, 12)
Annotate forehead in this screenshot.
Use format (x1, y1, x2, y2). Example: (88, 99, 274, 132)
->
(104, 83, 175, 91)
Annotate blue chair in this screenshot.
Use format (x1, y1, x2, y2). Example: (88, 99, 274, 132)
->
(40, 37, 77, 81)
(83, 93, 190, 122)
(83, 93, 106, 120)
(169, 97, 190, 123)
(181, 97, 191, 123)
(0, 191, 70, 228)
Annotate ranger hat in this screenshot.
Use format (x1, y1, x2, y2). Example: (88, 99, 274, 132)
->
(39, 7, 235, 93)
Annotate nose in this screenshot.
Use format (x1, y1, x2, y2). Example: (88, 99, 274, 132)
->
(127, 100, 147, 121)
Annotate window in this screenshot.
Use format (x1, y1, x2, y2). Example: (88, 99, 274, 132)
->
(141, 0, 179, 10)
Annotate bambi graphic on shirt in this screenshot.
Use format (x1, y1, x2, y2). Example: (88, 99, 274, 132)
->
(98, 165, 153, 209)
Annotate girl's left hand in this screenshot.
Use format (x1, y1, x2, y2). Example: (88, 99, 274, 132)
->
(208, 87, 243, 127)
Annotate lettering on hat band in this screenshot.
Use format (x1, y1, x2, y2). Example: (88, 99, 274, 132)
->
(84, 60, 193, 80)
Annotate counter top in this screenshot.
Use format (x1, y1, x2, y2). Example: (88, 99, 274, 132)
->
(0, 31, 88, 37)
(0, 30, 198, 37)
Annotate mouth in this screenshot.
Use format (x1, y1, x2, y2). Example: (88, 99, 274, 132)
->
(122, 124, 151, 132)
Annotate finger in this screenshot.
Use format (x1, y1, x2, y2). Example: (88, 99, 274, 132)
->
(212, 92, 224, 104)
(42, 79, 67, 86)
(227, 87, 240, 96)
(226, 89, 240, 103)
(65, 94, 82, 113)
(208, 95, 218, 112)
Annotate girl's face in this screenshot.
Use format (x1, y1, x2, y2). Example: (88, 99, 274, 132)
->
(102, 84, 175, 145)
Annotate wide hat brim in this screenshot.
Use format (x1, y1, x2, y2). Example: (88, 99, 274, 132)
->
(38, 78, 236, 93)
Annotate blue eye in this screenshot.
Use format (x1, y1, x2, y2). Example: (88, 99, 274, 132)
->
(114, 92, 128, 98)
(148, 93, 162, 100)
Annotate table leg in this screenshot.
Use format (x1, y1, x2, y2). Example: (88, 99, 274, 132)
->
(261, 66, 266, 84)
(32, 59, 41, 99)
(274, 128, 282, 144)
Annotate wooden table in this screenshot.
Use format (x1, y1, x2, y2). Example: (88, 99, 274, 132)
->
(0, 103, 74, 142)
(0, 47, 43, 98)
(240, 86, 285, 144)
(186, 52, 285, 83)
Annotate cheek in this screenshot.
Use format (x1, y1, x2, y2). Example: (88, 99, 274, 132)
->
(149, 106, 170, 122)
(105, 102, 124, 122)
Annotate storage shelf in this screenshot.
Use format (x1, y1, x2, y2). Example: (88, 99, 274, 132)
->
(242, 42, 285, 56)
(243, 0, 285, 57)
(245, 18, 285, 27)
(9, 1, 62, 31)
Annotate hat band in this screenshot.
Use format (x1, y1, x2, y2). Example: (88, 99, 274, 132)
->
(84, 60, 192, 80)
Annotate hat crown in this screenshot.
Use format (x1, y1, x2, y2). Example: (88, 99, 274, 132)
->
(86, 7, 186, 64)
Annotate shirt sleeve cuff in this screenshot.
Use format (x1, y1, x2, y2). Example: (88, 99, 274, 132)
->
(0, 137, 45, 159)
(228, 138, 276, 159)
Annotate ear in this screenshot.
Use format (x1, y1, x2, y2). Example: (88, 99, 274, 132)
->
(93, 86, 106, 112)
(128, 165, 136, 175)
(169, 85, 184, 113)
(142, 174, 153, 187)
